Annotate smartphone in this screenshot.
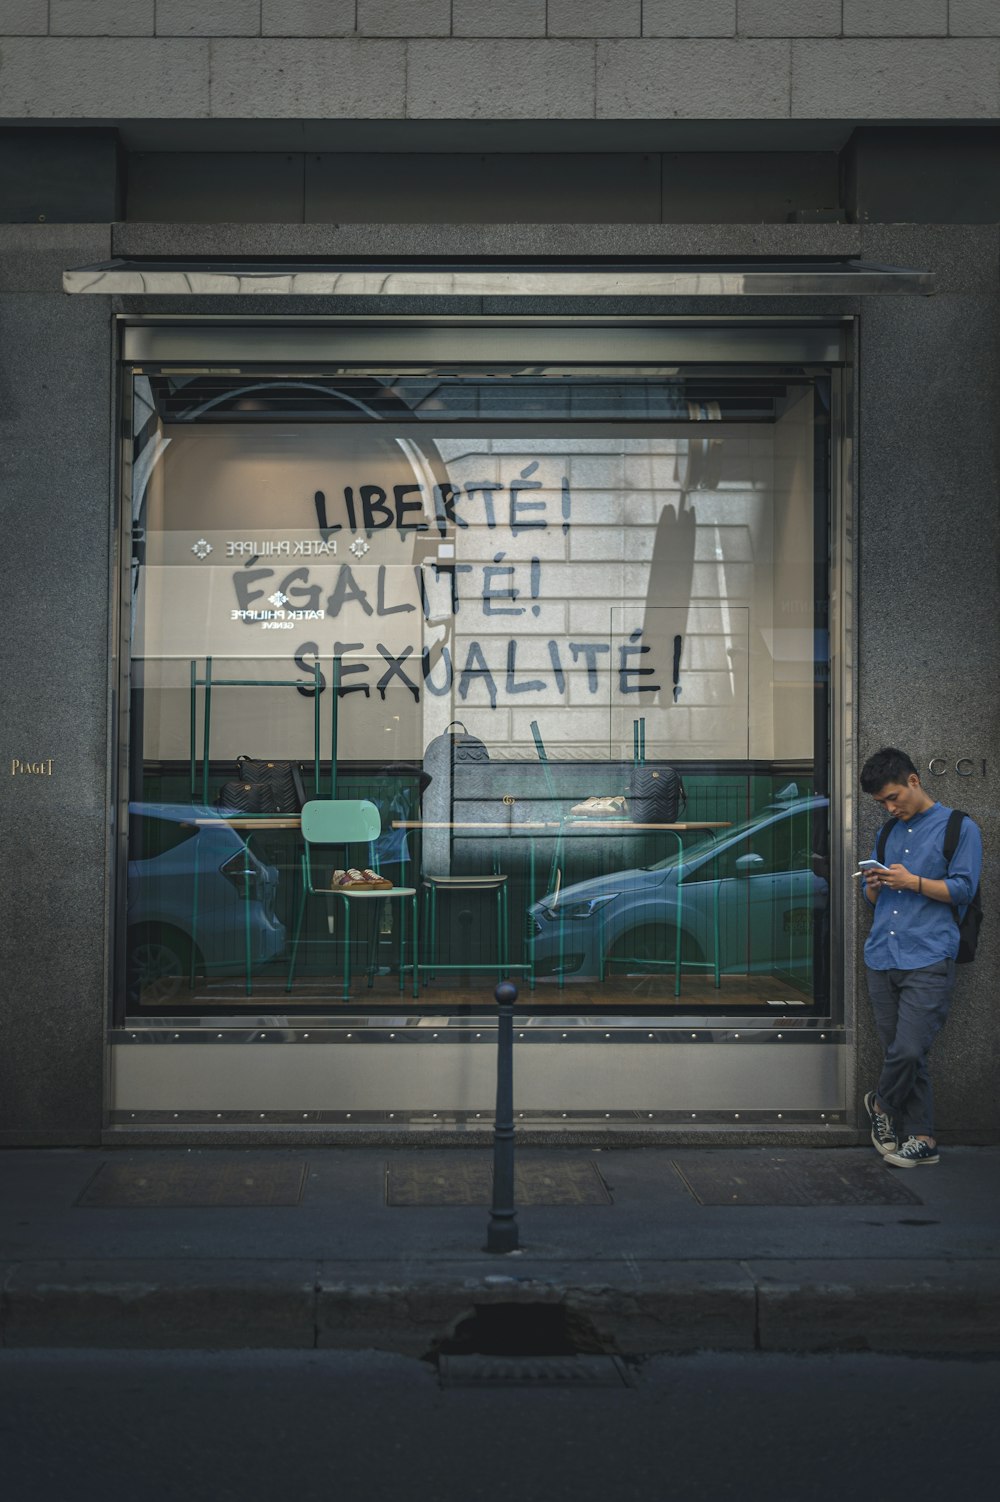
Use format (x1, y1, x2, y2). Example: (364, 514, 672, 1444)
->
(858, 859, 890, 871)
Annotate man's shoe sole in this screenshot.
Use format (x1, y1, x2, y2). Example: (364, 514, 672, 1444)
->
(883, 1152, 940, 1168)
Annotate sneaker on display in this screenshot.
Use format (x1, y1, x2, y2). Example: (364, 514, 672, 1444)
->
(884, 1137, 940, 1168)
(864, 1089, 897, 1157)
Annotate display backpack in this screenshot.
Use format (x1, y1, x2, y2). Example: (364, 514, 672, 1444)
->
(424, 721, 491, 768)
(421, 721, 490, 824)
(876, 808, 983, 963)
(626, 763, 686, 825)
(216, 755, 307, 815)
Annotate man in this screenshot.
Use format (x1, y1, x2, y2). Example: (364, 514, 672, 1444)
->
(860, 748, 982, 1167)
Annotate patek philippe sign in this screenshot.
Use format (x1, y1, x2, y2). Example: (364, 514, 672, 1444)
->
(189, 538, 340, 559)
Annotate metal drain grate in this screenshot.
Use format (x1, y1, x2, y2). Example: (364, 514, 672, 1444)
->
(386, 1156, 612, 1206)
(672, 1151, 922, 1207)
(75, 1158, 308, 1208)
(438, 1355, 633, 1388)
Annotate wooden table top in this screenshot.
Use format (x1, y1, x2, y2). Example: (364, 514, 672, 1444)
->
(191, 816, 302, 830)
(392, 820, 731, 831)
(191, 815, 732, 834)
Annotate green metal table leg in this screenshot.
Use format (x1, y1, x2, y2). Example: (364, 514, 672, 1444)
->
(201, 656, 213, 807)
(190, 830, 200, 989)
(411, 892, 419, 998)
(243, 836, 253, 997)
(342, 895, 351, 1002)
(285, 884, 307, 993)
(712, 839, 721, 988)
(330, 655, 340, 797)
(189, 660, 197, 803)
(527, 838, 536, 990)
(673, 832, 683, 997)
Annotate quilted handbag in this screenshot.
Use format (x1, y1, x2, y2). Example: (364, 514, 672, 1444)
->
(626, 764, 686, 824)
(233, 755, 306, 813)
(215, 779, 272, 815)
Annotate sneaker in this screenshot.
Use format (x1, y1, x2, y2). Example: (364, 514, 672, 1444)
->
(864, 1090, 897, 1156)
(884, 1136, 940, 1168)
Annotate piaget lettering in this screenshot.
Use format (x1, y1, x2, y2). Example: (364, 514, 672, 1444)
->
(10, 758, 54, 776)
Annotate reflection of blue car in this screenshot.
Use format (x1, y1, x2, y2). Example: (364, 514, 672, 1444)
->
(530, 795, 829, 983)
(126, 803, 286, 1004)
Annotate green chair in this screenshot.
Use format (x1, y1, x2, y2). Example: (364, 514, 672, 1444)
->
(285, 800, 419, 1000)
(420, 870, 511, 985)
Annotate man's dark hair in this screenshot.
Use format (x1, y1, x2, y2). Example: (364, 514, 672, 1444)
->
(860, 747, 919, 794)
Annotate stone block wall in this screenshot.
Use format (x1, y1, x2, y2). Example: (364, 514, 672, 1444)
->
(0, 1, 998, 118)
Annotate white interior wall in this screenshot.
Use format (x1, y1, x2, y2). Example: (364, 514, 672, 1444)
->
(136, 412, 816, 766)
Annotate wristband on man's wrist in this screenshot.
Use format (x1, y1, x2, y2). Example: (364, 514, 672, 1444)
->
(918, 875, 923, 895)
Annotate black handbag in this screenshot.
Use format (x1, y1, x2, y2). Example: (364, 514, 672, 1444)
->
(235, 755, 306, 813)
(215, 756, 306, 814)
(626, 764, 686, 825)
(215, 779, 273, 815)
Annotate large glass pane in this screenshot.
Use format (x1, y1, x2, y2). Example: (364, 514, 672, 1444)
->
(120, 364, 831, 1016)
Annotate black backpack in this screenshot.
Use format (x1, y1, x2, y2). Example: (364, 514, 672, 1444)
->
(626, 763, 687, 825)
(876, 808, 983, 963)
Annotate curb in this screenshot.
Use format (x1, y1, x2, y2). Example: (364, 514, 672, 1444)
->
(4, 1259, 1000, 1355)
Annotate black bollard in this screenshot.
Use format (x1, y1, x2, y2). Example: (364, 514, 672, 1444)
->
(485, 979, 519, 1253)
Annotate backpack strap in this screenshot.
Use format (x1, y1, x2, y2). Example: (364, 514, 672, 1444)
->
(943, 808, 972, 930)
(875, 817, 898, 866)
(943, 808, 967, 866)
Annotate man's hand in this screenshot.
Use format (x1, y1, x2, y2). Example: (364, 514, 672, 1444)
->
(880, 863, 917, 892)
(864, 868, 884, 899)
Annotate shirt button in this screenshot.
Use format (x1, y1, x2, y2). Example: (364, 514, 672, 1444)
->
(893, 910, 898, 915)
(890, 930, 895, 935)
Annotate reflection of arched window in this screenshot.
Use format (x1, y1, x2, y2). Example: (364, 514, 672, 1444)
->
(137, 373, 453, 559)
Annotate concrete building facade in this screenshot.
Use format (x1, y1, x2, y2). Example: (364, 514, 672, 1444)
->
(1, 1, 997, 1146)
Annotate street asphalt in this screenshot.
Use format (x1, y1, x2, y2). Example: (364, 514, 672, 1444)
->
(1, 1143, 998, 1355)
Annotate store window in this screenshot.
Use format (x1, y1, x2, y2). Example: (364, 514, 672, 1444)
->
(120, 354, 833, 1017)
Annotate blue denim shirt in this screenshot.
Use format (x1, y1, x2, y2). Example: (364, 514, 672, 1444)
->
(864, 801, 982, 970)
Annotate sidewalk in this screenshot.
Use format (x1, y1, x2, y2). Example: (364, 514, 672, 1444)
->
(2, 1144, 998, 1356)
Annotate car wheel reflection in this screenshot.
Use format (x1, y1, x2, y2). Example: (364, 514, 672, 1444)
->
(606, 922, 705, 975)
(127, 924, 195, 1005)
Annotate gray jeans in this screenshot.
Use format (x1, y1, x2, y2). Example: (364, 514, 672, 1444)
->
(865, 959, 956, 1139)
